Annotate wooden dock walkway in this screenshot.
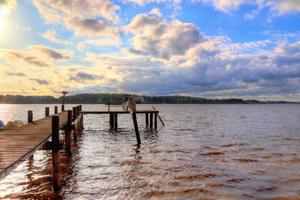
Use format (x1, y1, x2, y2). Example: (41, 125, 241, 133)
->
(0, 105, 163, 192)
(0, 112, 68, 179)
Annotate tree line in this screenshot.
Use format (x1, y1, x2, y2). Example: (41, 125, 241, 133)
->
(0, 94, 295, 104)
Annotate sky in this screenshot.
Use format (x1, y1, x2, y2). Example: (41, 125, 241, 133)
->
(0, 0, 300, 101)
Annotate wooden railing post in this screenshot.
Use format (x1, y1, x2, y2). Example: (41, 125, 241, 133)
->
(54, 106, 58, 114)
(28, 110, 33, 123)
(52, 115, 60, 192)
(45, 107, 50, 117)
(65, 110, 72, 156)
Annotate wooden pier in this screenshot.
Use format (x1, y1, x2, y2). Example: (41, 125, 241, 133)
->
(0, 105, 163, 191)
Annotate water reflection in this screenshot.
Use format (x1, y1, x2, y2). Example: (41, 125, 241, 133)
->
(0, 104, 300, 199)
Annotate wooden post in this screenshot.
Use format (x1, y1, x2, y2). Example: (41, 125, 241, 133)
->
(72, 107, 76, 121)
(65, 110, 72, 156)
(28, 110, 33, 123)
(54, 106, 58, 114)
(61, 105, 65, 112)
(109, 113, 114, 129)
(132, 112, 141, 145)
(114, 113, 118, 130)
(45, 107, 50, 117)
(152, 106, 165, 126)
(145, 113, 149, 127)
(150, 113, 153, 130)
(52, 115, 60, 192)
(79, 105, 84, 130)
(72, 107, 78, 142)
(154, 112, 158, 130)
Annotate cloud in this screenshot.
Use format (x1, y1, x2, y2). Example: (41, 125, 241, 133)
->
(122, 0, 181, 6)
(0, 0, 16, 9)
(70, 72, 103, 82)
(193, 0, 300, 14)
(0, 46, 71, 67)
(33, 0, 120, 38)
(43, 29, 66, 44)
(125, 11, 203, 60)
(30, 78, 50, 85)
(6, 72, 26, 77)
(92, 32, 300, 99)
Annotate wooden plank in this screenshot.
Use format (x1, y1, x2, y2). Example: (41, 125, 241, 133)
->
(0, 112, 67, 180)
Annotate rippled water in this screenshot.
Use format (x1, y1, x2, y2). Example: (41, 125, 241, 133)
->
(0, 104, 300, 199)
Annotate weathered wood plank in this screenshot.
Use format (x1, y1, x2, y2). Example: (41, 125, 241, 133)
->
(0, 112, 67, 180)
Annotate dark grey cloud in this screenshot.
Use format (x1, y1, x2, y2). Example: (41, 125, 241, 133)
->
(116, 41, 300, 100)
(70, 72, 103, 82)
(8, 52, 49, 67)
(30, 78, 50, 85)
(6, 72, 26, 77)
(37, 47, 70, 60)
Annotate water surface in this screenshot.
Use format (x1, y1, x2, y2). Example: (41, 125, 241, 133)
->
(0, 104, 300, 199)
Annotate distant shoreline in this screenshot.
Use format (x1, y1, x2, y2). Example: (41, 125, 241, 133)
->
(0, 94, 299, 104)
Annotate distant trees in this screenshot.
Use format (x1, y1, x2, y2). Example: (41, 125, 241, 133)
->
(0, 94, 294, 104)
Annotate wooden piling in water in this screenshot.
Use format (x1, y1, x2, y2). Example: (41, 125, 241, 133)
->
(79, 105, 84, 130)
(145, 113, 149, 127)
(28, 110, 33, 123)
(45, 107, 50, 117)
(154, 113, 158, 130)
(65, 110, 72, 156)
(150, 113, 153, 130)
(114, 113, 118, 130)
(52, 115, 60, 192)
(109, 113, 114, 129)
(132, 112, 141, 145)
(54, 106, 58, 114)
(72, 107, 77, 121)
(62, 105, 65, 112)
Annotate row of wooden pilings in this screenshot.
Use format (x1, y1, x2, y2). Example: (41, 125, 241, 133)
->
(27, 105, 84, 192)
(109, 112, 158, 131)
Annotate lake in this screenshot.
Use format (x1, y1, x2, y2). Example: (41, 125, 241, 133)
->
(0, 104, 300, 199)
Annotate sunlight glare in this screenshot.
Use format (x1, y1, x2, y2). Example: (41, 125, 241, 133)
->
(0, 7, 10, 41)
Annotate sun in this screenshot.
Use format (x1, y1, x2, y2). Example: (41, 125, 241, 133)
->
(0, 7, 10, 40)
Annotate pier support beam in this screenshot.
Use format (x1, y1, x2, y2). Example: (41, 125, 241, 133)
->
(54, 106, 58, 114)
(28, 111, 33, 123)
(154, 113, 158, 130)
(45, 107, 50, 117)
(150, 113, 153, 130)
(52, 115, 60, 192)
(132, 112, 141, 145)
(61, 105, 65, 112)
(114, 113, 118, 130)
(109, 113, 114, 130)
(65, 110, 72, 156)
(145, 113, 149, 127)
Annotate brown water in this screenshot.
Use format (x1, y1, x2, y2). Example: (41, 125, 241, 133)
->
(0, 104, 300, 199)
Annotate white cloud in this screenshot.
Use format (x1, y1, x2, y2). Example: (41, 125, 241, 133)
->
(33, 0, 120, 38)
(125, 11, 203, 60)
(193, 0, 300, 14)
(43, 29, 66, 44)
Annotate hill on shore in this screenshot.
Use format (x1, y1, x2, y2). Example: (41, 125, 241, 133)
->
(0, 94, 297, 104)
